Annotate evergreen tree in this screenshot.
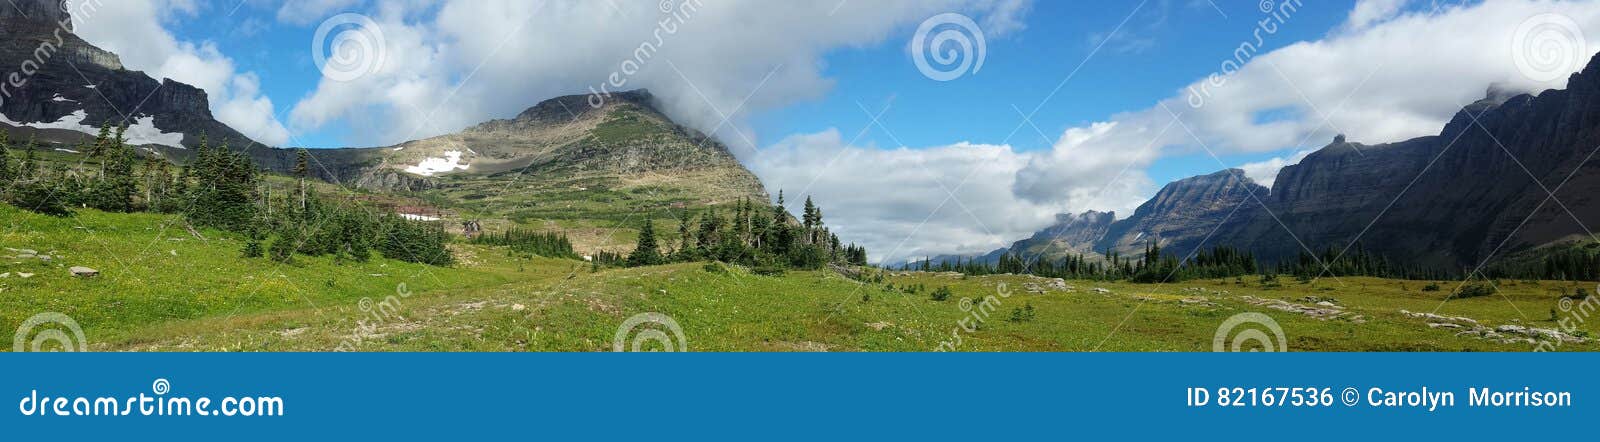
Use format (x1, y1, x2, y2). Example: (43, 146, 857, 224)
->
(18, 137, 36, 180)
(90, 125, 138, 212)
(675, 212, 695, 260)
(184, 138, 259, 231)
(802, 196, 818, 232)
(0, 130, 12, 185)
(293, 148, 310, 211)
(628, 219, 662, 266)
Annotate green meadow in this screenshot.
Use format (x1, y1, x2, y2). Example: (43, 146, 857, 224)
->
(3, 204, 1596, 352)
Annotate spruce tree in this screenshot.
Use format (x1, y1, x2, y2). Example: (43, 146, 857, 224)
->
(293, 148, 310, 211)
(19, 138, 37, 180)
(628, 219, 662, 267)
(0, 130, 12, 185)
(91, 125, 138, 212)
(676, 213, 695, 260)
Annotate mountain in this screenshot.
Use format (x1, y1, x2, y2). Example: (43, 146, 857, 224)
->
(1004, 211, 1116, 261)
(965, 169, 1261, 266)
(0, 1, 259, 153)
(1204, 67, 1600, 268)
(1096, 169, 1266, 254)
(984, 56, 1600, 270)
(0, 1, 767, 217)
(346, 90, 770, 220)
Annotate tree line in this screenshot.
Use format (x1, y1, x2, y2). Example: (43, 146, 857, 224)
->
(912, 241, 1599, 283)
(0, 127, 452, 266)
(620, 191, 869, 271)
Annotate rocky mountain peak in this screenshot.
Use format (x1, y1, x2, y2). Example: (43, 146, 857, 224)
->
(508, 89, 656, 124)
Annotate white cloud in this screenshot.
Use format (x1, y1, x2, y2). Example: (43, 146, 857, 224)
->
(64, 0, 291, 145)
(1344, 0, 1410, 31)
(749, 130, 1078, 264)
(1018, 0, 1600, 211)
(286, 0, 1031, 151)
(1237, 148, 1313, 189)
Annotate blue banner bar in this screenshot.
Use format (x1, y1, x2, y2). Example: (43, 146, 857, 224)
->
(1, 353, 1593, 440)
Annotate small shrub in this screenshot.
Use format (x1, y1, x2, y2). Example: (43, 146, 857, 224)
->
(930, 286, 952, 301)
(752, 265, 786, 277)
(1566, 287, 1592, 300)
(1422, 282, 1442, 292)
(1452, 282, 1496, 299)
(1259, 273, 1280, 287)
(267, 234, 295, 264)
(1009, 303, 1037, 322)
(703, 261, 730, 275)
(6, 181, 71, 217)
(240, 239, 263, 258)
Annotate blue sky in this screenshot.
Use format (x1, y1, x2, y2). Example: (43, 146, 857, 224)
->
(746, 1, 1359, 186)
(170, 0, 1353, 184)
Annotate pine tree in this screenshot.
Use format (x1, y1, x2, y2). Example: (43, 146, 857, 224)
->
(802, 196, 818, 230)
(0, 130, 12, 185)
(628, 219, 662, 267)
(18, 139, 36, 180)
(293, 148, 310, 211)
(676, 212, 695, 260)
(90, 125, 138, 212)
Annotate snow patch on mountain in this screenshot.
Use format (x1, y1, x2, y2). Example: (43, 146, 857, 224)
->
(0, 110, 187, 149)
(404, 151, 470, 176)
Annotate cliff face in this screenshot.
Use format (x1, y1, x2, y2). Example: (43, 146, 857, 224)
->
(988, 54, 1600, 269)
(0, 0, 259, 157)
(1096, 169, 1267, 255)
(1198, 56, 1600, 268)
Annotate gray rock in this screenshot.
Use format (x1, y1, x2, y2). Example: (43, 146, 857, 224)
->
(69, 266, 98, 277)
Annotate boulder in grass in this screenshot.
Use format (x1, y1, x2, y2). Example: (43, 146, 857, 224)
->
(70, 266, 99, 278)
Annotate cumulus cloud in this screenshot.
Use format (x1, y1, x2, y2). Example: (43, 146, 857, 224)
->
(65, 0, 291, 145)
(1238, 148, 1313, 189)
(1344, 0, 1410, 31)
(285, 0, 1031, 150)
(749, 130, 1084, 264)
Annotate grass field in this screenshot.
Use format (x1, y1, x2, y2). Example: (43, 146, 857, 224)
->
(4, 205, 1598, 352)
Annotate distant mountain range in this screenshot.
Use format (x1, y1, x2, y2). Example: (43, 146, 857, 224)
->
(947, 55, 1600, 271)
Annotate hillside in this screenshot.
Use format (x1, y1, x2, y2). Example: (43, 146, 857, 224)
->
(0, 1, 769, 253)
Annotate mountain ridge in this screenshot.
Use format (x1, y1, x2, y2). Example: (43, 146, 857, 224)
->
(965, 55, 1600, 271)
